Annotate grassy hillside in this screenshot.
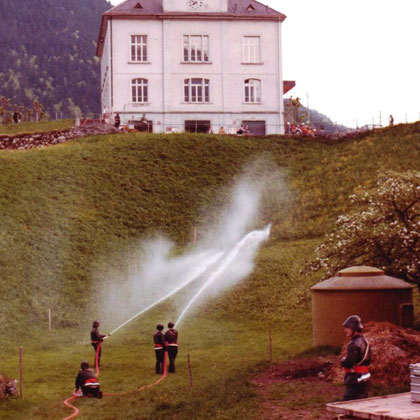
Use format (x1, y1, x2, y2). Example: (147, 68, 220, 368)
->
(0, 122, 419, 419)
(0, 119, 74, 136)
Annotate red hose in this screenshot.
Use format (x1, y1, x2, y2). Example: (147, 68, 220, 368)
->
(62, 342, 168, 419)
(62, 395, 80, 420)
(138, 350, 168, 391)
(95, 342, 102, 377)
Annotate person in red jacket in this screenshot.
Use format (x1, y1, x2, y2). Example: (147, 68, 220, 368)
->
(74, 361, 102, 398)
(164, 322, 178, 373)
(90, 320, 110, 368)
(341, 315, 371, 401)
(153, 323, 165, 374)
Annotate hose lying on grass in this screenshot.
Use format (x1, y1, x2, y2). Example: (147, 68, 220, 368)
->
(62, 395, 80, 420)
(62, 342, 168, 419)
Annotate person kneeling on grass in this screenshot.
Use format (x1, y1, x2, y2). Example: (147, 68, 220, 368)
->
(74, 361, 103, 398)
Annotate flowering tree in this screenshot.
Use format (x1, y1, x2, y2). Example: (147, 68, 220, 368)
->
(308, 171, 420, 287)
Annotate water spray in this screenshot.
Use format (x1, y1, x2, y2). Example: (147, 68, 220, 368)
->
(176, 224, 271, 327)
(109, 251, 224, 335)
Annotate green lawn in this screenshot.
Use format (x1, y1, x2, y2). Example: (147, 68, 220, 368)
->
(0, 239, 315, 420)
(0, 123, 419, 418)
(0, 119, 74, 136)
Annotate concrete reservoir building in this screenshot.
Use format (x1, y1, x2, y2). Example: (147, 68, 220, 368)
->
(96, 0, 292, 135)
(310, 266, 414, 347)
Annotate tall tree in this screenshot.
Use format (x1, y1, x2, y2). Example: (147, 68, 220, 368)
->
(308, 171, 420, 287)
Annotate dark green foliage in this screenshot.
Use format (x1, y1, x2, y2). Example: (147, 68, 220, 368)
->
(0, 0, 111, 117)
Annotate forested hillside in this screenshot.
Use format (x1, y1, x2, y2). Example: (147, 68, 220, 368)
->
(0, 0, 110, 118)
(0, 0, 345, 130)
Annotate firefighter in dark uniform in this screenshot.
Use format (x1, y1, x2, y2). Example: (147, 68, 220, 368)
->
(153, 323, 165, 374)
(90, 320, 109, 368)
(74, 361, 102, 398)
(341, 315, 371, 401)
(164, 322, 178, 373)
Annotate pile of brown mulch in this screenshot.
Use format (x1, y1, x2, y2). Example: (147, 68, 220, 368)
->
(329, 322, 420, 387)
(0, 374, 17, 398)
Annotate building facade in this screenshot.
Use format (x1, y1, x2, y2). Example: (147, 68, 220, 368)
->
(96, 0, 287, 135)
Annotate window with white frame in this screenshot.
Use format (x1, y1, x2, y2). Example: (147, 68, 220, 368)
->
(242, 36, 260, 63)
(132, 78, 148, 103)
(130, 35, 147, 62)
(244, 79, 261, 103)
(183, 35, 209, 62)
(184, 78, 210, 103)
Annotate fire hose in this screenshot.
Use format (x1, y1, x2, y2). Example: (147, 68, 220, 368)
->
(62, 341, 168, 419)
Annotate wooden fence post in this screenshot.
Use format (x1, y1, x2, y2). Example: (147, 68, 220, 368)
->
(187, 353, 193, 388)
(19, 347, 24, 399)
(48, 307, 52, 332)
(268, 328, 273, 365)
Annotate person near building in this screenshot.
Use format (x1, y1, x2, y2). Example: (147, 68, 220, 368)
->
(164, 322, 178, 373)
(74, 361, 102, 398)
(114, 113, 121, 129)
(341, 315, 371, 401)
(389, 114, 394, 126)
(12, 110, 20, 124)
(219, 126, 225, 135)
(153, 323, 166, 374)
(90, 320, 110, 368)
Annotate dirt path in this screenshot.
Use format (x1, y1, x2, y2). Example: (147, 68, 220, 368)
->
(251, 357, 343, 419)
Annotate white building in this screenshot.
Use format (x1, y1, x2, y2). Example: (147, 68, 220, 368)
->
(96, 0, 292, 135)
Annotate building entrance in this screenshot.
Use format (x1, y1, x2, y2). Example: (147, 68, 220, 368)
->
(242, 120, 266, 136)
(185, 120, 211, 133)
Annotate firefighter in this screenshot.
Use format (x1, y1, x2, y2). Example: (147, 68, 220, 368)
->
(164, 322, 178, 373)
(153, 323, 165, 374)
(74, 361, 102, 398)
(341, 315, 371, 401)
(90, 320, 110, 368)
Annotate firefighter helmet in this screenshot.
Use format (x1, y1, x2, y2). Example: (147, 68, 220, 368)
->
(343, 315, 363, 331)
(156, 323, 164, 331)
(168, 322, 174, 329)
(81, 361, 90, 369)
(92, 320, 100, 328)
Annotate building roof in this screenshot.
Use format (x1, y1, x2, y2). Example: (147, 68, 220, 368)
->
(97, 0, 286, 56)
(105, 0, 163, 15)
(283, 81, 296, 95)
(105, 0, 285, 18)
(310, 266, 414, 291)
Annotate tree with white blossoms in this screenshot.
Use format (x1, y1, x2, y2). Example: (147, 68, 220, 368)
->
(308, 170, 420, 287)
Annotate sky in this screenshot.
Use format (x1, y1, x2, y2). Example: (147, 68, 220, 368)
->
(109, 0, 420, 128)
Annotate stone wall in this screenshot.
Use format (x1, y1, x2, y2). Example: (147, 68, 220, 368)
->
(0, 122, 119, 151)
